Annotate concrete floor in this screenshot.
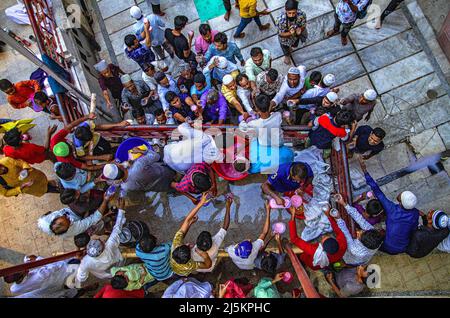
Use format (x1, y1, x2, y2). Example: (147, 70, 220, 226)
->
(0, 0, 449, 296)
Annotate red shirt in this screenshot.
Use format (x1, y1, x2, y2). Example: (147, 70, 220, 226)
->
(94, 284, 144, 298)
(50, 129, 83, 168)
(3, 143, 47, 164)
(7, 80, 40, 109)
(175, 163, 212, 194)
(318, 115, 347, 138)
(289, 215, 347, 270)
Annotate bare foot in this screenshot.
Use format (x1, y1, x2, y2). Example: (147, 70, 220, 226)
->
(375, 17, 382, 29)
(326, 29, 339, 37)
(284, 56, 291, 65)
(233, 32, 245, 39)
(224, 11, 231, 21)
(341, 36, 348, 46)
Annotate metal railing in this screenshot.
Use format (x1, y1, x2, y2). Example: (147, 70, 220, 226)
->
(331, 139, 356, 238)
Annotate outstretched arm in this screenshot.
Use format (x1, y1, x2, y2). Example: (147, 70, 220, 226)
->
(222, 196, 232, 231)
(179, 192, 209, 234)
(64, 113, 96, 132)
(258, 202, 271, 241)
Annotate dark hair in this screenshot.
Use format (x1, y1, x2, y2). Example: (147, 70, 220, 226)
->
(111, 275, 128, 290)
(196, 231, 213, 252)
(114, 168, 125, 181)
(250, 47, 263, 57)
(360, 229, 383, 250)
(138, 233, 157, 253)
(323, 237, 339, 254)
(3, 127, 22, 147)
(60, 188, 77, 205)
(233, 161, 247, 173)
(267, 69, 278, 82)
(213, 32, 228, 45)
(291, 162, 308, 179)
(174, 15, 188, 30)
(192, 172, 212, 192)
(50, 216, 69, 235)
(74, 125, 93, 143)
(154, 71, 166, 83)
(285, 0, 299, 10)
(74, 233, 90, 248)
(194, 73, 206, 84)
(165, 91, 178, 103)
(366, 199, 383, 216)
(172, 245, 191, 264)
(255, 94, 270, 113)
(132, 107, 145, 119)
(154, 108, 165, 117)
(34, 91, 49, 104)
(236, 73, 248, 85)
(124, 34, 137, 47)
(260, 253, 278, 276)
(335, 110, 355, 126)
(55, 162, 76, 180)
(199, 24, 211, 36)
(309, 71, 322, 85)
(372, 127, 386, 139)
(4, 272, 25, 284)
(143, 63, 155, 73)
(0, 79, 13, 92)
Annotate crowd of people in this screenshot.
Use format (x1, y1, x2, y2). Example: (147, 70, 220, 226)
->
(0, 0, 448, 299)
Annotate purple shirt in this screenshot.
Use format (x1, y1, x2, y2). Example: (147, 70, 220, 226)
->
(200, 89, 230, 122)
(194, 30, 218, 55)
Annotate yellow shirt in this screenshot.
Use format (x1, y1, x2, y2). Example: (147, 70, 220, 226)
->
(221, 84, 238, 104)
(239, 0, 258, 18)
(170, 230, 200, 276)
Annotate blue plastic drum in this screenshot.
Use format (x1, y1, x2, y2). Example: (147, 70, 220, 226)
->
(115, 137, 153, 163)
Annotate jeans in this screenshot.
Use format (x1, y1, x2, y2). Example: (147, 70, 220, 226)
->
(234, 16, 262, 37)
(381, 0, 404, 22)
(333, 13, 355, 38)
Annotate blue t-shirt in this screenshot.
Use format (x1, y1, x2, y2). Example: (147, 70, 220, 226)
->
(136, 242, 173, 281)
(267, 162, 313, 193)
(125, 43, 156, 71)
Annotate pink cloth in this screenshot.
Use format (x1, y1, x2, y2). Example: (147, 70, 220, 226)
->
(194, 30, 218, 55)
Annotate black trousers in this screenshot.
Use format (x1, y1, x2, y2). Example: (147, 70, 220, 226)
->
(333, 13, 356, 38)
(381, 0, 404, 22)
(223, 0, 231, 12)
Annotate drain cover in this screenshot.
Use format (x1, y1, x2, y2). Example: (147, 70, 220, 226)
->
(427, 89, 438, 99)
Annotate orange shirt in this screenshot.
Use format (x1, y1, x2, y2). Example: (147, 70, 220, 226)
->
(7, 80, 40, 109)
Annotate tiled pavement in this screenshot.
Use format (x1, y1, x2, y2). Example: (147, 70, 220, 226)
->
(0, 0, 449, 296)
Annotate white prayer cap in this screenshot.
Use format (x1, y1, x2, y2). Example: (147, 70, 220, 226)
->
(217, 56, 228, 69)
(120, 74, 132, 84)
(94, 60, 108, 72)
(86, 239, 105, 257)
(288, 67, 301, 75)
(400, 191, 418, 210)
(103, 164, 119, 179)
(130, 6, 143, 20)
(222, 74, 234, 85)
(323, 74, 335, 86)
(364, 89, 377, 101)
(326, 92, 338, 103)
